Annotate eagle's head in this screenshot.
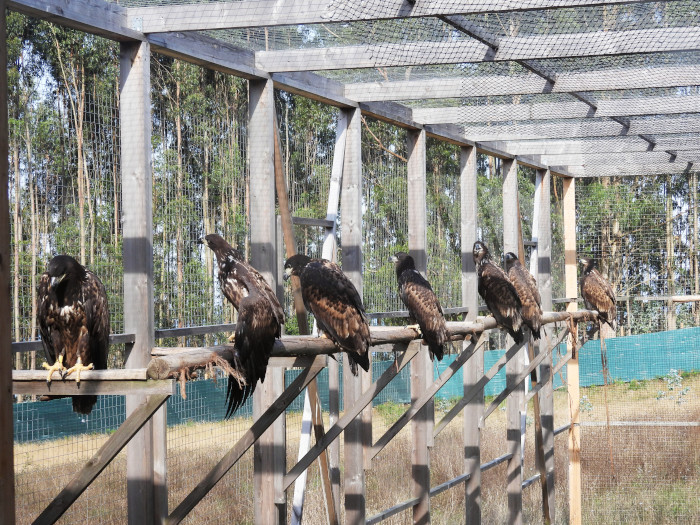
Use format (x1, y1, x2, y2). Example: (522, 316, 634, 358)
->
(47, 255, 85, 289)
(283, 254, 312, 281)
(472, 241, 490, 266)
(200, 234, 242, 261)
(579, 257, 595, 273)
(504, 252, 519, 271)
(389, 252, 415, 276)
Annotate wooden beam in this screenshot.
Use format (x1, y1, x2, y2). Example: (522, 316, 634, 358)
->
(559, 162, 696, 178)
(414, 101, 594, 124)
(0, 3, 15, 522)
(166, 356, 326, 525)
(563, 177, 582, 525)
(411, 343, 431, 524)
(8, 0, 143, 41)
(129, 0, 659, 32)
(461, 144, 482, 524)
(13, 378, 173, 397)
(13, 332, 136, 353)
(537, 150, 683, 166)
(33, 394, 170, 525)
(272, 71, 357, 109)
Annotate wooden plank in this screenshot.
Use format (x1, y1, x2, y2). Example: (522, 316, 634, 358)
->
(291, 216, 335, 228)
(596, 94, 700, 117)
(283, 341, 420, 491)
(273, 71, 357, 109)
(538, 150, 679, 166)
(165, 357, 325, 525)
(128, 0, 657, 33)
(14, 333, 136, 353)
(8, 0, 143, 41)
(553, 65, 700, 93)
(561, 161, 694, 178)
(33, 394, 170, 525)
(120, 39, 158, 525)
(360, 101, 421, 131)
(563, 177, 582, 525)
(291, 389, 314, 525)
(0, 4, 15, 521)
(413, 101, 594, 124)
(13, 369, 147, 381)
(411, 341, 431, 525)
(371, 333, 487, 460)
(461, 144, 482, 525)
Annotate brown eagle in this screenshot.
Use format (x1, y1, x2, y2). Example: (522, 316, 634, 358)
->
(283, 254, 370, 375)
(579, 257, 616, 329)
(37, 255, 110, 415)
(504, 252, 542, 340)
(200, 234, 284, 417)
(390, 252, 449, 361)
(473, 241, 524, 344)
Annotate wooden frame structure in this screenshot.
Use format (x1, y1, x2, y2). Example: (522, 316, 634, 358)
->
(3, 1, 700, 524)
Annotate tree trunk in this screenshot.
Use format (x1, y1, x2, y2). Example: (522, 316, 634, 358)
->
(665, 176, 676, 331)
(692, 172, 699, 325)
(175, 65, 185, 334)
(12, 140, 22, 367)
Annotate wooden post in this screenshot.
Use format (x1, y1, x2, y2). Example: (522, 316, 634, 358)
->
(407, 129, 431, 523)
(461, 145, 482, 524)
(341, 106, 366, 525)
(249, 78, 285, 524)
(502, 158, 524, 525)
(563, 176, 582, 525)
(120, 40, 160, 525)
(533, 168, 555, 523)
(0, 3, 16, 523)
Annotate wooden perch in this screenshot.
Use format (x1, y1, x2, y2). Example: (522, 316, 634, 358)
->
(148, 310, 598, 380)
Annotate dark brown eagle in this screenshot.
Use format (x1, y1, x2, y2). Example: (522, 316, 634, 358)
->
(37, 255, 110, 415)
(200, 234, 284, 417)
(579, 257, 616, 329)
(504, 252, 542, 340)
(283, 254, 370, 375)
(390, 252, 449, 361)
(473, 241, 524, 344)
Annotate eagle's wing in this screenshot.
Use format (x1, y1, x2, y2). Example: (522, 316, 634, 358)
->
(399, 270, 448, 360)
(509, 264, 542, 339)
(242, 262, 285, 332)
(37, 272, 57, 365)
(479, 262, 524, 342)
(83, 270, 110, 370)
(582, 270, 616, 327)
(301, 260, 370, 373)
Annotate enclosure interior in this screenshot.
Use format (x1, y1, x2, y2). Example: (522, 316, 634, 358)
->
(6, 1, 700, 524)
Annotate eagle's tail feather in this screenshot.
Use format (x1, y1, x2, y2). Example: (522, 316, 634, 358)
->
(223, 335, 276, 419)
(347, 351, 370, 376)
(510, 327, 524, 344)
(72, 395, 97, 415)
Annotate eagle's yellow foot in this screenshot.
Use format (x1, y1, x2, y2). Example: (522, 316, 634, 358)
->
(65, 357, 93, 384)
(406, 324, 422, 334)
(42, 355, 66, 383)
(319, 332, 328, 339)
(227, 333, 236, 343)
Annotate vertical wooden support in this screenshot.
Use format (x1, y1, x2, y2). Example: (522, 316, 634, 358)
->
(0, 4, 16, 523)
(249, 78, 285, 524)
(461, 145, 482, 524)
(120, 41, 161, 525)
(407, 129, 431, 523)
(341, 107, 366, 525)
(533, 169, 555, 523)
(502, 158, 524, 525)
(563, 176, 581, 525)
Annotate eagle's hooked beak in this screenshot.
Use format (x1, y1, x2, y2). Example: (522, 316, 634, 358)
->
(283, 267, 292, 282)
(388, 255, 399, 264)
(198, 238, 207, 246)
(50, 274, 66, 289)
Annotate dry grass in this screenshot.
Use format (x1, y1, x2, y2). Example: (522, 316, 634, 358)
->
(14, 375, 699, 524)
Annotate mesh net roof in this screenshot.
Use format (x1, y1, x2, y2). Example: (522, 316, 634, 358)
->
(116, 1, 699, 177)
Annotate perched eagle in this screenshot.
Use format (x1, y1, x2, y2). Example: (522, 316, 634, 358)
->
(504, 252, 542, 340)
(283, 254, 370, 375)
(200, 234, 284, 417)
(390, 252, 449, 361)
(579, 257, 616, 329)
(37, 255, 110, 415)
(473, 241, 524, 344)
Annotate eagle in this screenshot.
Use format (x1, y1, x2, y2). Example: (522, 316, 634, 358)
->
(390, 252, 449, 361)
(283, 254, 370, 375)
(472, 241, 524, 344)
(579, 257, 616, 329)
(504, 252, 542, 340)
(37, 255, 110, 415)
(200, 234, 284, 417)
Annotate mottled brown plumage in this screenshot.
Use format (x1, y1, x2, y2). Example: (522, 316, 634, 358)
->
(504, 252, 542, 340)
(201, 234, 284, 417)
(473, 242, 524, 344)
(284, 254, 370, 375)
(391, 252, 449, 360)
(38, 255, 110, 415)
(579, 257, 616, 329)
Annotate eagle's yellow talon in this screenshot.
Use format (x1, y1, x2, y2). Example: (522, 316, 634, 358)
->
(42, 355, 66, 383)
(65, 357, 93, 384)
(406, 324, 421, 334)
(227, 333, 236, 343)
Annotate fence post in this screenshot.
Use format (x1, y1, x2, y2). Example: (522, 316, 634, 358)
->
(249, 78, 286, 524)
(0, 4, 16, 523)
(563, 176, 582, 525)
(461, 145, 481, 524)
(407, 128, 431, 523)
(503, 158, 524, 525)
(533, 168, 555, 522)
(341, 106, 366, 525)
(120, 40, 161, 525)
